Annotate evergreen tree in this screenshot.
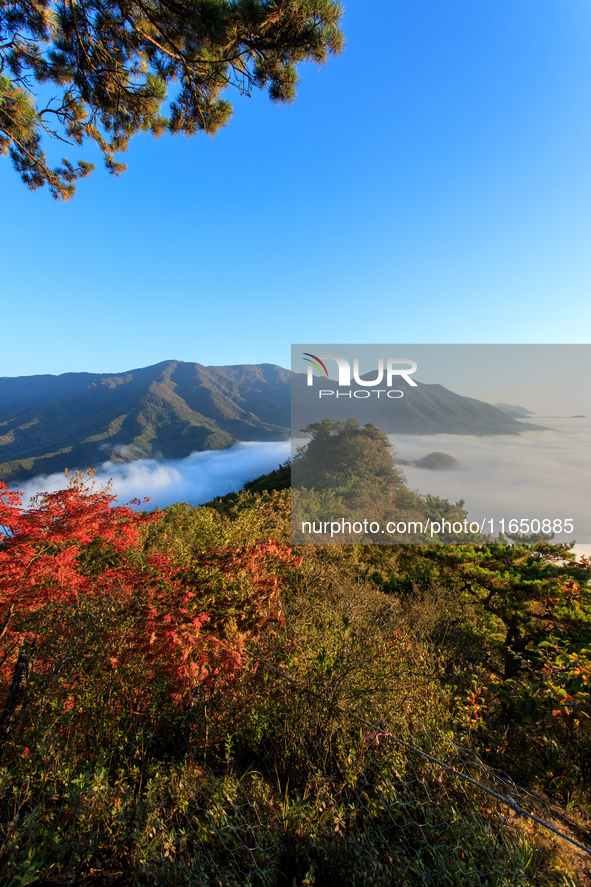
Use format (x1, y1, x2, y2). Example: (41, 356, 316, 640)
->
(0, 0, 344, 198)
(294, 418, 404, 492)
(292, 418, 471, 542)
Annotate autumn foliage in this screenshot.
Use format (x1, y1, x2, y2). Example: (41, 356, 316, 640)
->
(0, 476, 590, 884)
(0, 474, 300, 753)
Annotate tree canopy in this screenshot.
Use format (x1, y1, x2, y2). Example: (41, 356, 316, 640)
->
(295, 418, 404, 491)
(292, 418, 472, 542)
(0, 0, 344, 198)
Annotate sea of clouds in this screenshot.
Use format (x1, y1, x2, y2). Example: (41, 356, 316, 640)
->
(390, 417, 591, 550)
(11, 441, 291, 510)
(10, 418, 590, 553)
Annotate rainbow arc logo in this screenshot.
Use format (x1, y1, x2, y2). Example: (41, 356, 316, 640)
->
(302, 353, 329, 378)
(302, 352, 417, 388)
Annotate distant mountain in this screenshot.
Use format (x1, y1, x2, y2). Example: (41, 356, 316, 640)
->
(0, 361, 547, 484)
(493, 402, 536, 418)
(292, 374, 547, 437)
(0, 361, 291, 483)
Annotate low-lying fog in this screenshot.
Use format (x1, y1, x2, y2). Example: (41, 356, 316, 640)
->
(11, 441, 291, 510)
(391, 417, 591, 547)
(10, 417, 590, 551)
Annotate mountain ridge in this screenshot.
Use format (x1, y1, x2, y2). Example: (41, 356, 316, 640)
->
(0, 361, 292, 483)
(0, 360, 545, 484)
(291, 373, 547, 437)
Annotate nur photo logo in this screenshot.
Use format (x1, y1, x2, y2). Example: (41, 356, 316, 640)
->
(303, 353, 418, 387)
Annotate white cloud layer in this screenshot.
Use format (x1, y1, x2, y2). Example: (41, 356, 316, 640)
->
(11, 442, 291, 510)
(390, 417, 591, 546)
(9, 419, 591, 553)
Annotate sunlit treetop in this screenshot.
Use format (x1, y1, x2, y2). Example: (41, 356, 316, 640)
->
(0, 0, 344, 198)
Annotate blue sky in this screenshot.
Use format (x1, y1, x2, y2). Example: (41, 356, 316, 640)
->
(2, 0, 591, 378)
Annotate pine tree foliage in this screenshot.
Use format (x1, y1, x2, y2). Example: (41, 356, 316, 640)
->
(0, 0, 344, 198)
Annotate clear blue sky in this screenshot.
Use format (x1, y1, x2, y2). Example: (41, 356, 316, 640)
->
(2, 0, 591, 378)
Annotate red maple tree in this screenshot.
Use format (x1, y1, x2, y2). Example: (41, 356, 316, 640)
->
(0, 475, 300, 752)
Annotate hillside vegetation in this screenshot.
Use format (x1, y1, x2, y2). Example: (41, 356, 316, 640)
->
(0, 361, 291, 483)
(0, 359, 544, 485)
(291, 419, 473, 543)
(0, 463, 590, 885)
